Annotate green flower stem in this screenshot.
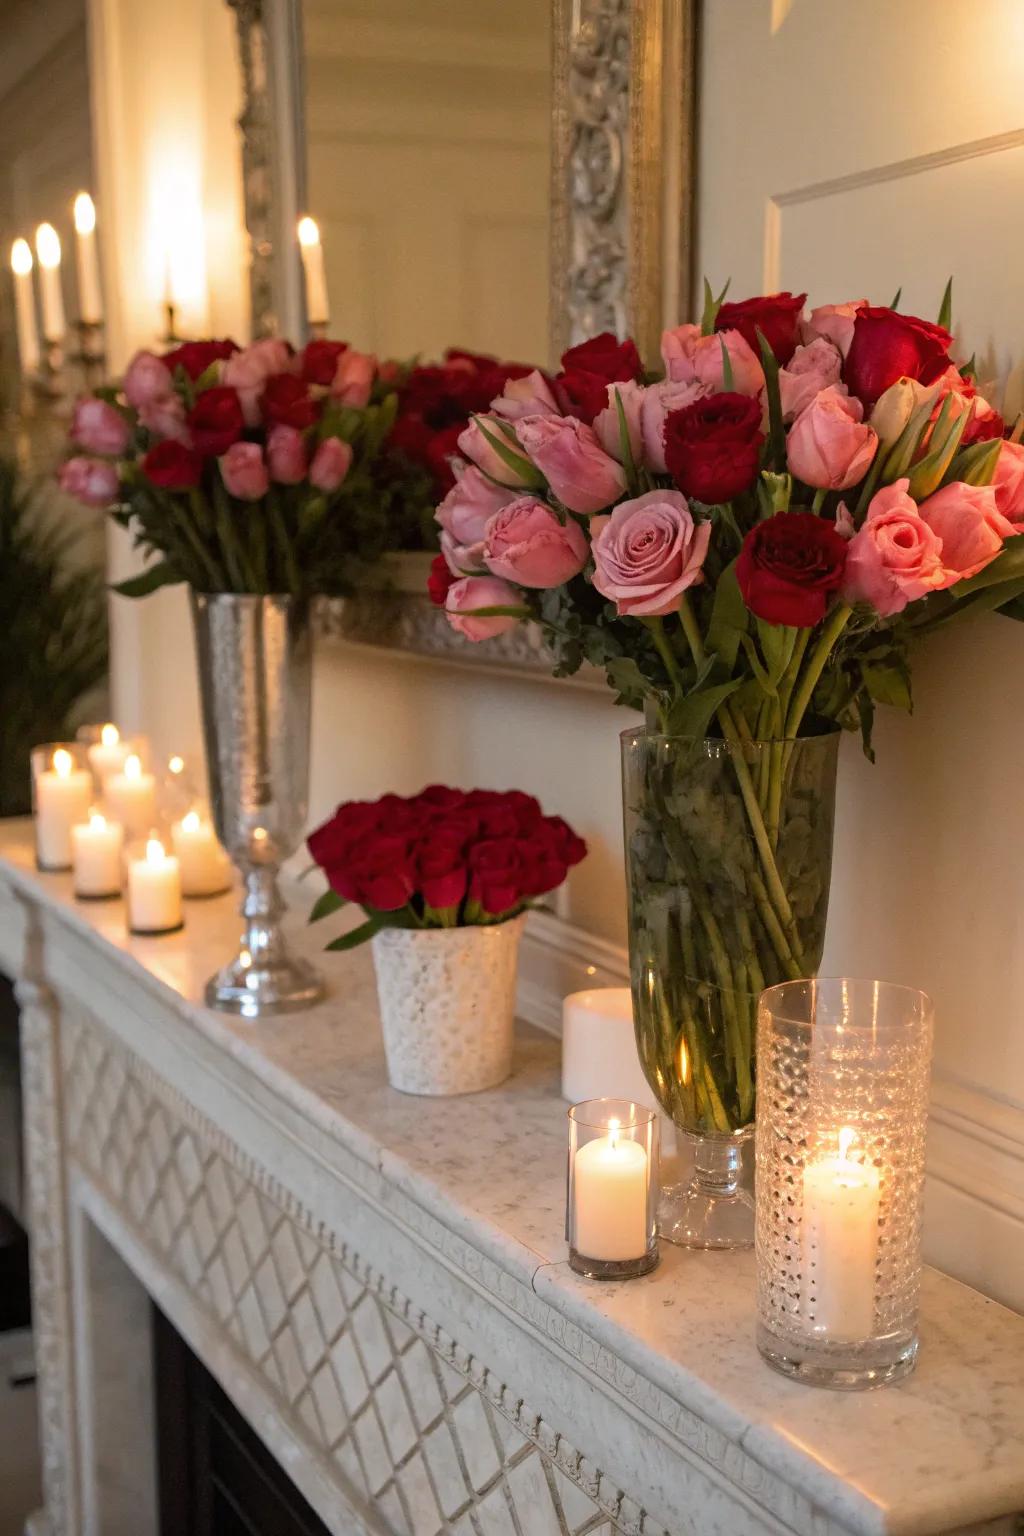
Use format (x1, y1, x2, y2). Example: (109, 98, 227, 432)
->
(811, 487, 827, 514)
(644, 615, 687, 696)
(175, 497, 223, 589)
(268, 490, 302, 598)
(785, 604, 853, 739)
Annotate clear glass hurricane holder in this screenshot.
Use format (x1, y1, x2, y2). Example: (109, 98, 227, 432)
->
(567, 1099, 659, 1280)
(755, 978, 934, 1390)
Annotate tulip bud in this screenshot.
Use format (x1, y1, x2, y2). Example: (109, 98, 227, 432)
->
(869, 376, 942, 446)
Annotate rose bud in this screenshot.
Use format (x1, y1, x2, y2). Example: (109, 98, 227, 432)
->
(868, 375, 943, 446)
(555, 332, 643, 423)
(716, 291, 807, 365)
(591, 489, 710, 617)
(458, 415, 543, 489)
(787, 385, 878, 491)
(841, 479, 947, 617)
(223, 338, 296, 424)
(59, 455, 120, 507)
(162, 338, 239, 381)
(444, 575, 526, 641)
(220, 441, 269, 501)
(141, 439, 204, 490)
(266, 424, 308, 484)
(427, 553, 457, 607)
(736, 511, 847, 627)
(71, 396, 130, 456)
(138, 393, 189, 442)
(692, 329, 765, 397)
(514, 415, 626, 514)
(310, 436, 353, 492)
(436, 465, 517, 552)
(482, 496, 589, 588)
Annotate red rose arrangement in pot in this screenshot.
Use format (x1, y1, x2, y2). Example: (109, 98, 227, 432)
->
(307, 786, 587, 1097)
(426, 281, 1024, 1239)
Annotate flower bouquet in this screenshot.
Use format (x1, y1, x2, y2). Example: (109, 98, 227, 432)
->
(307, 785, 586, 1094)
(429, 285, 1024, 1241)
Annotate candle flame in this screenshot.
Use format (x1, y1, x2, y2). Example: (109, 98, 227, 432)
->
(182, 810, 201, 832)
(35, 223, 61, 269)
(89, 812, 107, 830)
(608, 1116, 620, 1150)
(677, 1035, 691, 1086)
(53, 748, 73, 777)
(168, 755, 185, 775)
(145, 838, 166, 866)
(297, 215, 321, 249)
(838, 1126, 857, 1161)
(11, 238, 32, 276)
(125, 754, 142, 780)
(74, 192, 96, 236)
(100, 722, 119, 747)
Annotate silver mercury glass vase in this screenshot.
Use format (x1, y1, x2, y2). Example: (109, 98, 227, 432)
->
(191, 592, 324, 1016)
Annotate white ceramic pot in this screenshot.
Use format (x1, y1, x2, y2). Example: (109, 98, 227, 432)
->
(371, 914, 527, 1095)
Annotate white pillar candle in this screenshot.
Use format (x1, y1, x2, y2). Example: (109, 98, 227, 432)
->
(10, 239, 39, 374)
(128, 838, 183, 933)
(86, 723, 130, 785)
(297, 216, 329, 325)
(73, 192, 103, 325)
(71, 813, 124, 898)
(103, 753, 157, 839)
(171, 810, 231, 897)
(803, 1127, 880, 1341)
(35, 748, 93, 869)
(573, 1118, 650, 1261)
(562, 988, 657, 1110)
(34, 223, 65, 342)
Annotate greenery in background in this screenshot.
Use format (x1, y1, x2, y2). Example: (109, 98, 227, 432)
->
(0, 459, 108, 815)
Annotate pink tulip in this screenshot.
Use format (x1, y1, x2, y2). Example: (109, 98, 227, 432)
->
(802, 301, 865, 359)
(266, 424, 307, 484)
(639, 379, 706, 472)
(515, 415, 626, 515)
(918, 481, 1017, 581)
(444, 575, 525, 640)
(123, 350, 175, 409)
(220, 441, 269, 501)
(223, 339, 295, 425)
(593, 380, 645, 465)
(591, 489, 710, 617)
(482, 496, 589, 588)
(59, 455, 119, 507)
(310, 436, 353, 492)
(491, 369, 560, 421)
(138, 393, 189, 443)
(841, 479, 947, 616)
(71, 397, 130, 456)
(992, 440, 1024, 530)
(691, 329, 765, 397)
(457, 416, 539, 488)
(330, 349, 376, 408)
(778, 338, 844, 422)
(787, 385, 878, 490)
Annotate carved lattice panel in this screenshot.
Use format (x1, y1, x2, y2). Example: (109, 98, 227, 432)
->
(62, 1015, 659, 1536)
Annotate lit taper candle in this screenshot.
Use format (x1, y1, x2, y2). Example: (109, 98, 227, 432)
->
(297, 216, 329, 326)
(10, 239, 39, 374)
(73, 192, 103, 324)
(34, 222, 66, 341)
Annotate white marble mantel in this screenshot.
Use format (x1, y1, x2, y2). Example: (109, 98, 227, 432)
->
(0, 822, 1022, 1536)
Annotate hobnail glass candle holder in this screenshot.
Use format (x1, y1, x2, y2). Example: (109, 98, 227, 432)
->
(567, 1098, 659, 1280)
(755, 978, 934, 1390)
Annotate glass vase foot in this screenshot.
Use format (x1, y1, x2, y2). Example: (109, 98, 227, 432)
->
(205, 951, 324, 1019)
(658, 1129, 754, 1249)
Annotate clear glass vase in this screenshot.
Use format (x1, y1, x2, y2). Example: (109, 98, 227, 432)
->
(621, 729, 840, 1247)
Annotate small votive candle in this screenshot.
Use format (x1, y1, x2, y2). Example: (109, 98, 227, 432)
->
(32, 744, 93, 871)
(71, 811, 124, 899)
(79, 722, 132, 786)
(104, 752, 157, 838)
(127, 837, 183, 935)
(567, 1098, 658, 1280)
(171, 809, 231, 897)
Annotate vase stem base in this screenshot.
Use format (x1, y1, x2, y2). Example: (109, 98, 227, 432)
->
(756, 1323, 918, 1391)
(658, 1129, 754, 1249)
(205, 951, 324, 1019)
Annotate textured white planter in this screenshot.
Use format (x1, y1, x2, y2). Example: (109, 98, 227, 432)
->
(371, 915, 527, 1095)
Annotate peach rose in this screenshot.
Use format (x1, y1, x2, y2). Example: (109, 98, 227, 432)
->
(591, 489, 710, 616)
(841, 479, 947, 616)
(992, 440, 1024, 530)
(444, 575, 525, 640)
(662, 324, 764, 397)
(802, 301, 865, 359)
(787, 385, 878, 491)
(223, 339, 295, 425)
(482, 496, 589, 588)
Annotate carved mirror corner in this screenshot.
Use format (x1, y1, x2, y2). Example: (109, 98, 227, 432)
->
(227, 0, 698, 682)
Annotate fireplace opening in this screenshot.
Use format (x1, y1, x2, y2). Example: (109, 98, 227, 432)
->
(153, 1306, 332, 1536)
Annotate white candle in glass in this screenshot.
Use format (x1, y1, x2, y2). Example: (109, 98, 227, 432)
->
(10, 239, 39, 374)
(87, 723, 130, 785)
(171, 810, 231, 897)
(34, 223, 65, 341)
(103, 753, 157, 838)
(36, 748, 92, 869)
(73, 192, 103, 325)
(128, 838, 183, 933)
(573, 1117, 649, 1261)
(297, 216, 329, 325)
(803, 1126, 880, 1340)
(71, 812, 124, 898)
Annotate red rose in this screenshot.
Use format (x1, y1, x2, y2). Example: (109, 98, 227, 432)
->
(301, 339, 348, 385)
(843, 306, 952, 408)
(555, 332, 644, 423)
(416, 785, 466, 812)
(141, 439, 203, 490)
(261, 372, 318, 429)
(427, 554, 456, 607)
(737, 512, 848, 628)
(162, 338, 239, 381)
(468, 837, 524, 915)
(424, 423, 464, 493)
(187, 386, 244, 456)
(537, 815, 587, 868)
(415, 836, 468, 909)
(715, 292, 806, 366)
(663, 392, 764, 503)
(307, 801, 382, 869)
(332, 835, 414, 911)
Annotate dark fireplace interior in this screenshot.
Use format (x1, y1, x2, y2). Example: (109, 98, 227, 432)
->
(153, 1306, 331, 1536)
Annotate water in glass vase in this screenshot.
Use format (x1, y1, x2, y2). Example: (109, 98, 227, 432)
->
(621, 729, 840, 1248)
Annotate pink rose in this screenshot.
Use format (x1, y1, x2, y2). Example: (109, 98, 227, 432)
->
(591, 488, 710, 616)
(266, 424, 307, 484)
(778, 338, 844, 422)
(482, 496, 589, 588)
(123, 350, 174, 409)
(639, 379, 707, 472)
(661, 323, 701, 382)
(220, 441, 269, 501)
(330, 349, 376, 407)
(310, 436, 353, 492)
(436, 465, 517, 571)
(71, 396, 130, 456)
(223, 339, 295, 425)
(918, 481, 1017, 581)
(59, 455, 119, 507)
(802, 301, 865, 358)
(992, 441, 1024, 530)
(514, 415, 626, 514)
(445, 575, 524, 640)
(787, 385, 878, 490)
(457, 416, 539, 488)
(692, 330, 764, 397)
(440, 530, 486, 576)
(841, 479, 947, 616)
(491, 370, 560, 421)
(138, 393, 189, 442)
(593, 380, 645, 464)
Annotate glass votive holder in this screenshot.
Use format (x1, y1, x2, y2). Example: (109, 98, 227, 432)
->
(170, 803, 232, 898)
(102, 747, 158, 840)
(125, 833, 184, 935)
(163, 752, 200, 818)
(76, 722, 139, 787)
(567, 1098, 659, 1280)
(755, 978, 934, 1391)
(31, 743, 93, 871)
(70, 809, 124, 899)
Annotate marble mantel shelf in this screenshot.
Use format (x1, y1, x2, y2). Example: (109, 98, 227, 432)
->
(1, 822, 1022, 1536)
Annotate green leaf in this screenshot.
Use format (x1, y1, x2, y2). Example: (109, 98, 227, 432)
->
(614, 387, 640, 493)
(857, 693, 876, 763)
(471, 417, 545, 489)
(111, 559, 181, 598)
(959, 354, 978, 383)
(309, 888, 346, 924)
(905, 394, 971, 500)
(948, 536, 1024, 598)
(325, 914, 385, 951)
(947, 437, 1002, 489)
(937, 276, 953, 332)
(704, 559, 747, 672)
(755, 329, 785, 467)
(881, 397, 941, 483)
(890, 286, 902, 310)
(756, 617, 797, 686)
(719, 336, 735, 391)
(862, 662, 911, 711)
(664, 679, 742, 739)
(700, 276, 731, 336)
